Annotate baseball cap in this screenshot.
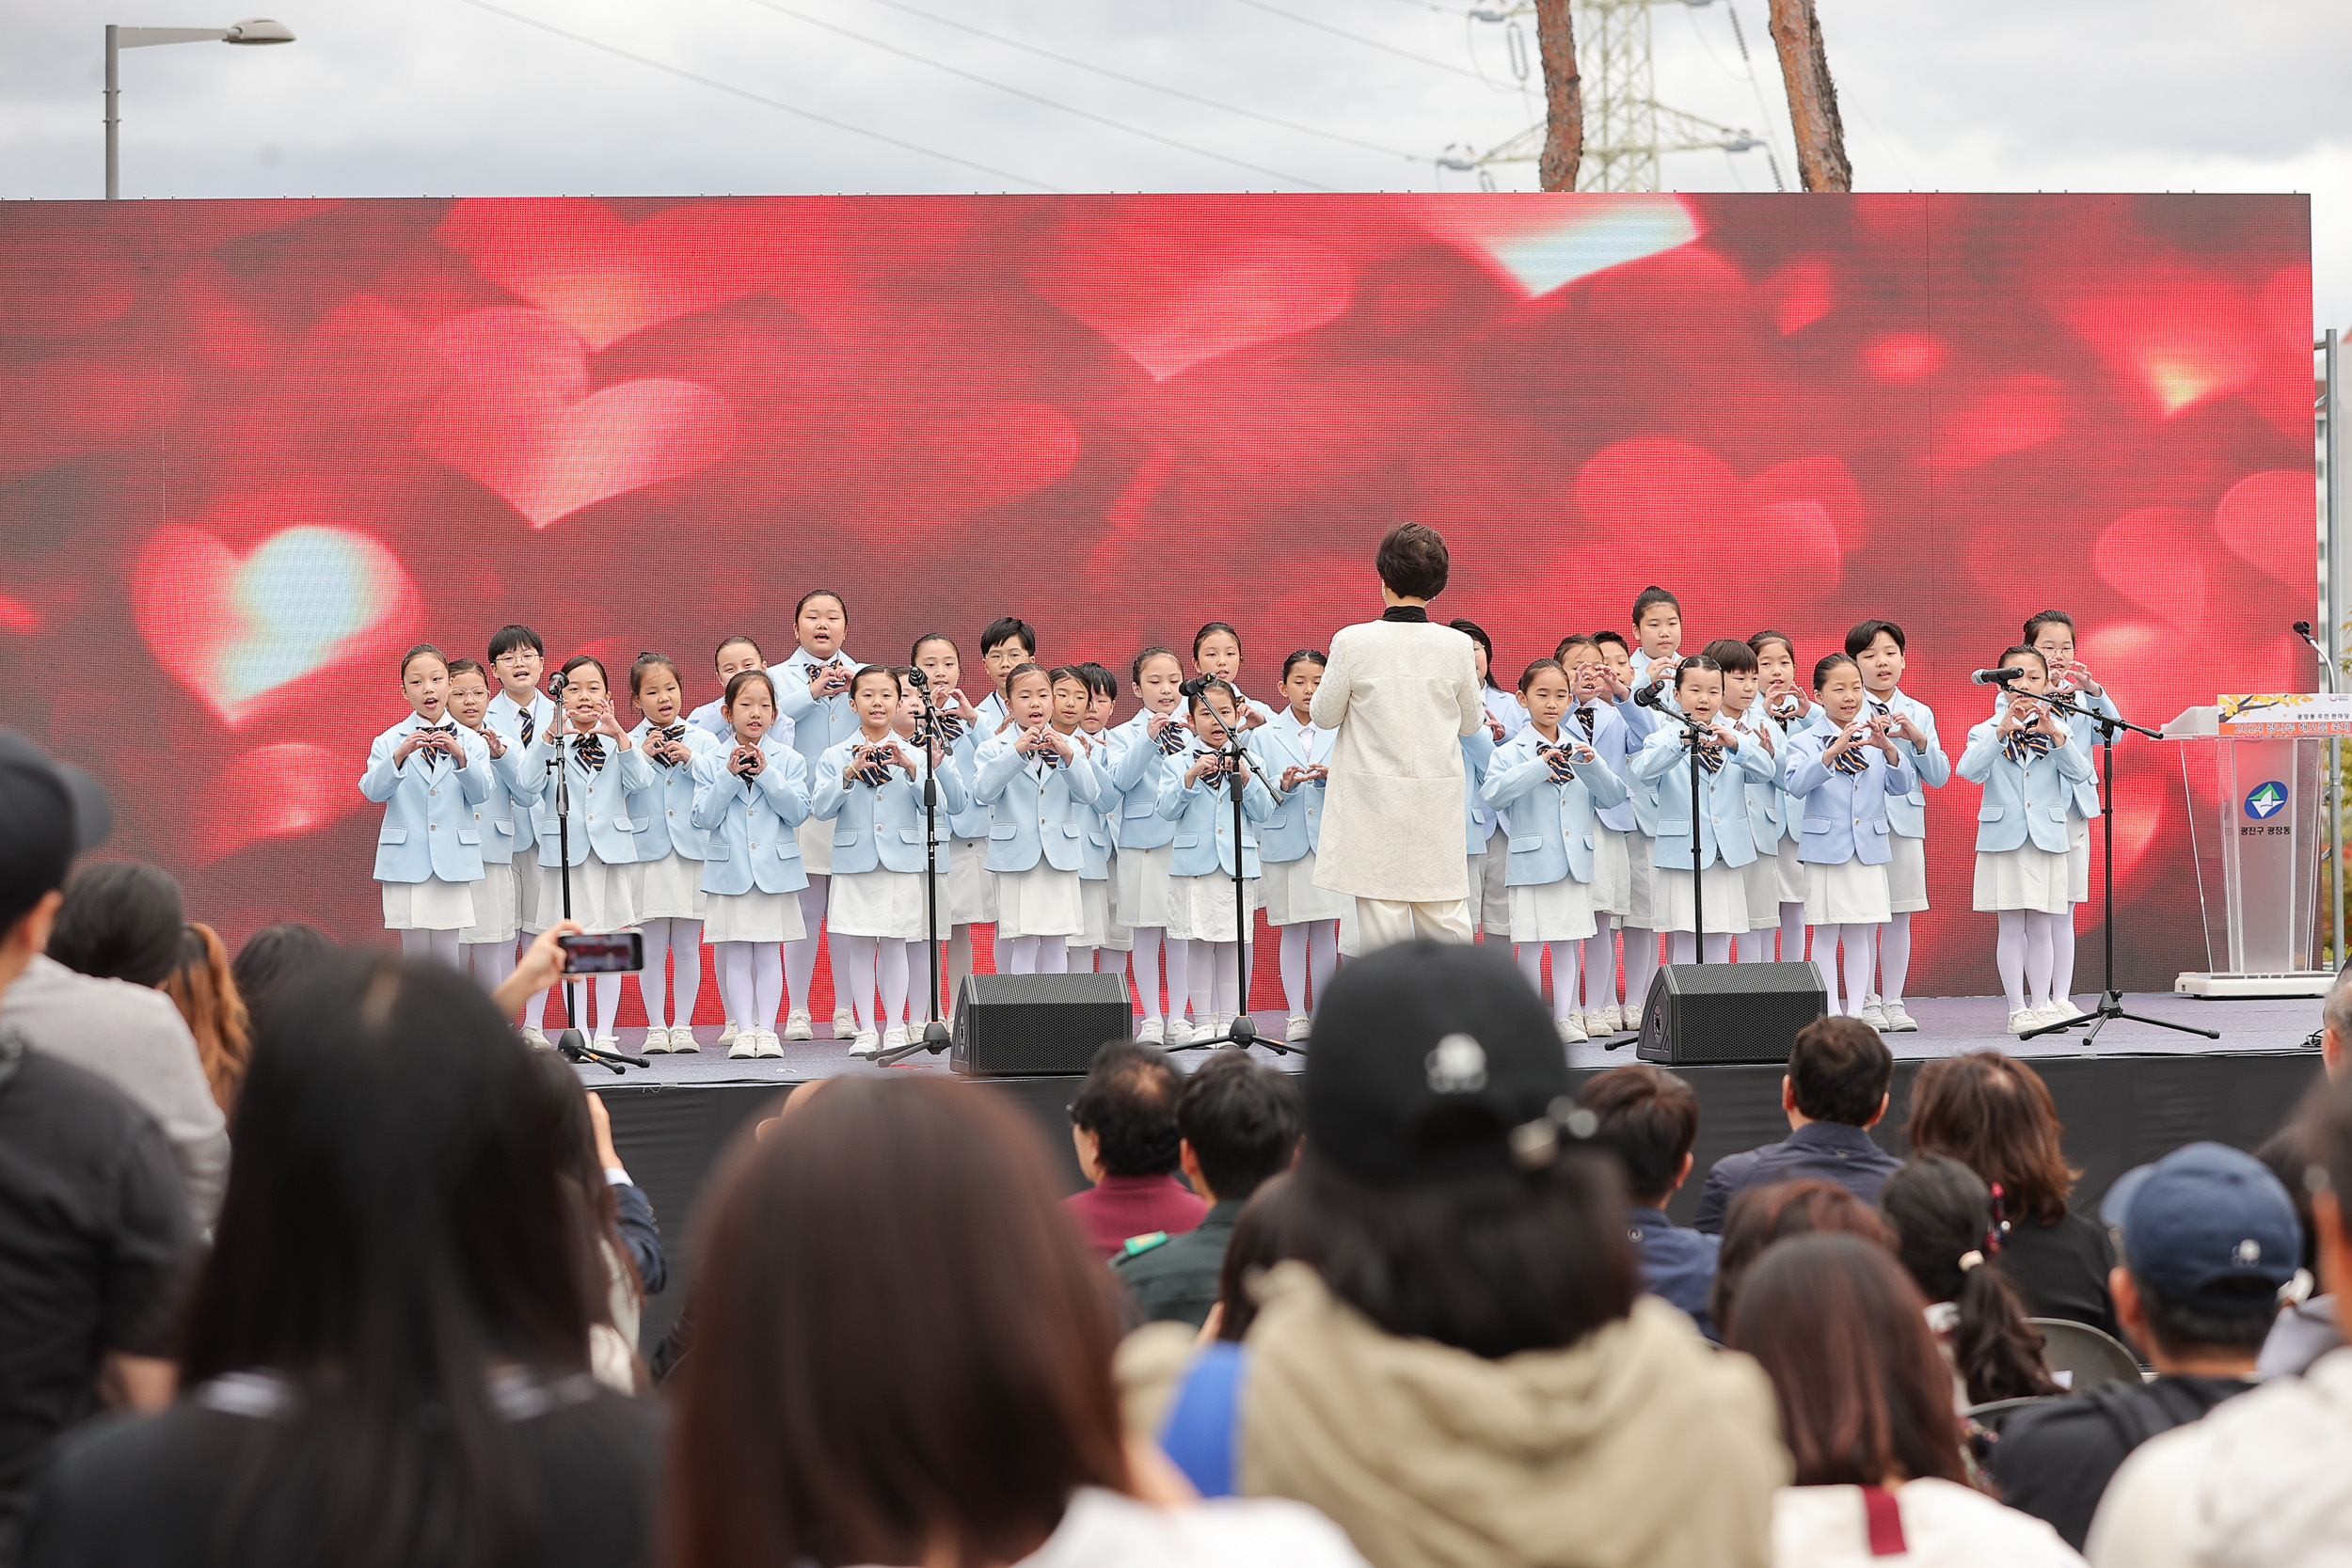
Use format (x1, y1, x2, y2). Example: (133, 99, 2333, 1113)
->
(2099, 1141, 2300, 1314)
(0, 731, 113, 932)
(1304, 939, 1577, 1181)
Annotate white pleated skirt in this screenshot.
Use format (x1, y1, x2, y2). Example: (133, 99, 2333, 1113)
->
(704, 888, 805, 944)
(1805, 857, 1892, 927)
(1654, 862, 1750, 935)
(1263, 851, 1346, 926)
(513, 848, 542, 930)
(1167, 872, 1256, 942)
(1776, 834, 1805, 905)
(529, 857, 638, 935)
(1590, 827, 1632, 918)
(2068, 816, 2090, 903)
(633, 850, 707, 923)
(1741, 851, 1783, 932)
(996, 862, 1085, 939)
(1975, 843, 2074, 915)
(795, 815, 834, 877)
(459, 862, 519, 944)
(947, 836, 997, 926)
(828, 867, 926, 942)
(1080, 876, 1133, 951)
(1509, 876, 1597, 943)
(383, 875, 476, 932)
(1887, 832, 1930, 913)
(1114, 844, 1176, 934)
(1625, 842, 1658, 927)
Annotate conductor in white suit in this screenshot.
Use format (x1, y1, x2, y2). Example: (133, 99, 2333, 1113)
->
(1310, 522, 1487, 956)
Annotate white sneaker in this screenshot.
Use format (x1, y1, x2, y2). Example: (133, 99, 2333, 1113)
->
(2050, 997, 2086, 1022)
(1882, 1002, 1919, 1033)
(675, 1025, 703, 1052)
(1285, 1014, 1311, 1042)
(882, 1024, 910, 1051)
(2007, 1007, 2039, 1036)
(1626, 1006, 1645, 1035)
(1210, 1012, 1234, 1039)
(832, 1006, 857, 1037)
(640, 1025, 672, 1054)
(783, 1009, 815, 1041)
(728, 1029, 761, 1059)
(1164, 1019, 1197, 1046)
(850, 1028, 882, 1057)
(2030, 1003, 2070, 1029)
(716, 1020, 739, 1049)
(1591, 1005, 1623, 1035)
(519, 1025, 549, 1051)
(1865, 992, 1883, 1013)
(1859, 1004, 1890, 1032)
(1136, 1017, 1166, 1044)
(592, 1032, 619, 1053)
(755, 1029, 787, 1059)
(1557, 1015, 1588, 1044)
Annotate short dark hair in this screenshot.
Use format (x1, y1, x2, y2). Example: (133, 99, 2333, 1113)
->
(1672, 655, 1724, 694)
(715, 633, 765, 666)
(1631, 585, 1680, 624)
(1068, 1041, 1185, 1178)
(1191, 622, 1243, 662)
(629, 650, 682, 698)
(1279, 649, 1327, 683)
(794, 588, 848, 625)
(2000, 643, 2047, 676)
(1592, 629, 1629, 654)
(399, 642, 447, 679)
(980, 616, 1037, 657)
(1076, 662, 1120, 701)
(1130, 646, 1181, 686)
(1811, 652, 1858, 690)
(487, 624, 544, 661)
(1904, 1052, 2080, 1226)
(48, 860, 185, 988)
(1517, 657, 1566, 696)
(1375, 523, 1449, 600)
(230, 921, 334, 1027)
(1710, 1179, 1893, 1338)
(445, 657, 485, 682)
(1700, 638, 1757, 674)
(1748, 629, 1795, 663)
(1175, 1053, 1303, 1202)
(2023, 610, 2076, 646)
(723, 669, 779, 713)
(1844, 619, 1907, 657)
(1449, 619, 1502, 689)
(1577, 1064, 1700, 1206)
(1788, 1016, 1893, 1126)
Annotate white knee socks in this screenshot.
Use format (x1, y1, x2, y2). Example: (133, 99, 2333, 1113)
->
(1622, 926, 1661, 1014)
(784, 878, 829, 1016)
(1278, 921, 1340, 1016)
(1131, 927, 1167, 1022)
(1584, 914, 1619, 1009)
(1876, 912, 1913, 1009)
(834, 934, 880, 1031)
(1815, 925, 1874, 1015)
(2050, 910, 2078, 1006)
(638, 917, 705, 1030)
(1668, 931, 1734, 965)
(463, 939, 517, 994)
(401, 928, 462, 967)
(1518, 942, 1583, 1022)
(877, 940, 909, 1028)
(753, 941, 785, 1032)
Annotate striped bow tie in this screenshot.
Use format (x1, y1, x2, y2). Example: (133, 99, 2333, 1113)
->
(517, 709, 536, 746)
(1831, 740, 1870, 777)
(572, 735, 607, 772)
(654, 723, 689, 766)
(419, 722, 456, 736)
(2003, 729, 2057, 767)
(1693, 735, 1724, 775)
(1575, 705, 1597, 739)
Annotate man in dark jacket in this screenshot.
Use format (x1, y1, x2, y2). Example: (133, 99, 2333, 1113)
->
(1580, 1063, 1722, 1338)
(1692, 1016, 1901, 1233)
(1993, 1141, 2296, 1551)
(1113, 1051, 1302, 1327)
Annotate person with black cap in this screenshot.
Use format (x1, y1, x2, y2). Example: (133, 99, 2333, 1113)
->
(1236, 940, 1786, 1568)
(0, 733, 193, 1543)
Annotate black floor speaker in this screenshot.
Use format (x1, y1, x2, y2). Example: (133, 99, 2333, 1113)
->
(1635, 962, 1825, 1066)
(950, 973, 1136, 1077)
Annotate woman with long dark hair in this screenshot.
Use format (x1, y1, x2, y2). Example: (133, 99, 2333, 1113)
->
(19, 954, 660, 1568)
(1878, 1156, 2061, 1407)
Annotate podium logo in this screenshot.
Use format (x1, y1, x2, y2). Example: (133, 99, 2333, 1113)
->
(2245, 781, 2289, 820)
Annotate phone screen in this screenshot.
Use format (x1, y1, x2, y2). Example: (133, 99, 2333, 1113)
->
(559, 932, 644, 974)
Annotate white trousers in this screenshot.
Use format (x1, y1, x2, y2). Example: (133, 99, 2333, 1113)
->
(1342, 895, 1473, 958)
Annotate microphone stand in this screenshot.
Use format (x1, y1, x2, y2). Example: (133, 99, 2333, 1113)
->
(540, 677, 648, 1073)
(1172, 726, 1300, 1057)
(2012, 685, 2217, 1046)
(874, 683, 958, 1068)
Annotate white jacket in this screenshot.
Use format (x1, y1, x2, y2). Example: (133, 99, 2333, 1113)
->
(1308, 615, 1485, 902)
(1776, 1480, 2084, 1567)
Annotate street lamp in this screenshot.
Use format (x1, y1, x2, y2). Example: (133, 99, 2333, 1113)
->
(104, 18, 295, 199)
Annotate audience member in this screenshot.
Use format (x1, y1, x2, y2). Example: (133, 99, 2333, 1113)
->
(227, 920, 334, 1029)
(1906, 1052, 2118, 1336)
(1114, 1052, 1303, 1328)
(529, 1054, 666, 1396)
(1063, 1040, 1207, 1259)
(18, 954, 662, 1568)
(2256, 1117, 2337, 1376)
(1710, 1179, 1894, 1343)
(1239, 941, 1786, 1567)
(1995, 1142, 2291, 1551)
(1878, 1155, 2061, 1406)
(2319, 963, 2352, 1083)
(1581, 1062, 1723, 1338)
(158, 922, 253, 1114)
(667, 1075, 1368, 1568)
(0, 735, 190, 1547)
(0, 863, 230, 1229)
(2088, 1080, 2352, 1565)
(1734, 1233, 2085, 1565)
(1692, 1017, 1901, 1233)
(1212, 1172, 1300, 1343)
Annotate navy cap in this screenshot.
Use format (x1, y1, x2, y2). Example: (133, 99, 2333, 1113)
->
(1304, 939, 1572, 1182)
(0, 731, 111, 933)
(2100, 1141, 2299, 1314)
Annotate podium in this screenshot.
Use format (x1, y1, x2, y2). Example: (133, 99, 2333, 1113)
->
(2163, 695, 2345, 997)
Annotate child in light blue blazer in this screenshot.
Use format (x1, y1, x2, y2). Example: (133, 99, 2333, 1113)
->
(1554, 637, 1643, 1036)
(972, 663, 1105, 978)
(1190, 622, 1281, 730)
(1595, 629, 1675, 1029)
(2026, 609, 2112, 1021)
(1483, 657, 1629, 1043)
(360, 643, 490, 971)
(627, 653, 720, 1054)
(691, 670, 812, 1060)
(912, 633, 991, 1015)
(1633, 657, 1779, 968)
(812, 666, 970, 1055)
(1066, 665, 1131, 979)
(1454, 619, 1525, 948)
(520, 655, 654, 1051)
(1694, 639, 1791, 972)
(772, 589, 861, 1041)
(1740, 629, 1816, 969)
(1157, 678, 1276, 1042)
(1957, 644, 2094, 1035)
(1108, 647, 1194, 1041)
(447, 658, 533, 996)
(1850, 618, 1952, 1034)
(1782, 653, 1919, 1019)
(485, 624, 554, 975)
(1255, 650, 1343, 1042)
(686, 634, 772, 739)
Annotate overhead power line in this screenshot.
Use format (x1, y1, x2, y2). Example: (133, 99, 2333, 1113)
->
(455, 0, 1061, 190)
(1227, 0, 1495, 82)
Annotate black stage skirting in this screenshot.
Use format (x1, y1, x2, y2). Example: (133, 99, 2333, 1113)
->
(602, 1048, 2325, 1352)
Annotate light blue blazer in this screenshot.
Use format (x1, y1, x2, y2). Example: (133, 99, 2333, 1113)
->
(942, 712, 995, 842)
(772, 647, 862, 775)
(1156, 745, 1275, 879)
(1252, 717, 1336, 864)
(456, 727, 533, 867)
(360, 715, 492, 883)
(1741, 698, 1820, 847)
(1871, 689, 1951, 839)
(1782, 716, 1918, 867)
(628, 719, 721, 863)
(2058, 686, 2117, 821)
(1558, 701, 1643, 835)
(1956, 716, 2092, 854)
(486, 689, 555, 751)
(1107, 709, 1184, 853)
(522, 732, 655, 867)
(811, 735, 969, 875)
(1616, 695, 1673, 834)
(1461, 729, 1499, 854)
(972, 732, 1105, 874)
(1073, 732, 1120, 880)
(690, 738, 812, 896)
(1481, 725, 1629, 888)
(1633, 724, 1778, 871)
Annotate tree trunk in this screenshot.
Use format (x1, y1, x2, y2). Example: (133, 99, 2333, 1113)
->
(1533, 0, 1582, 192)
(1767, 0, 1851, 192)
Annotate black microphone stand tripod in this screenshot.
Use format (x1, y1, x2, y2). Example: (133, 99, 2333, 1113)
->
(1170, 712, 1299, 1058)
(540, 673, 648, 1074)
(1617, 683, 1715, 1051)
(874, 673, 959, 1068)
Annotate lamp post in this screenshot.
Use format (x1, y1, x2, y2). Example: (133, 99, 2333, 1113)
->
(105, 18, 295, 199)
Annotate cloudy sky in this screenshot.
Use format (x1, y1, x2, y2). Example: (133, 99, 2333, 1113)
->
(4, 0, 2346, 331)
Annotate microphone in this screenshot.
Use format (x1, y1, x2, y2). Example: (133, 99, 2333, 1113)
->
(2295, 621, 2316, 641)
(1632, 680, 1669, 709)
(905, 665, 930, 692)
(1971, 667, 2026, 686)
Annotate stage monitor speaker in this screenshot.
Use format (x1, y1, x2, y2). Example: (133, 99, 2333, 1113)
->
(950, 973, 1135, 1078)
(1635, 962, 1825, 1066)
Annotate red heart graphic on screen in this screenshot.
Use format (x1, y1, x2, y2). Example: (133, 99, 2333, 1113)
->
(439, 200, 787, 351)
(134, 524, 418, 726)
(1415, 194, 1699, 296)
(1575, 440, 1858, 593)
(2094, 507, 2207, 628)
(194, 742, 359, 862)
(2214, 469, 2314, 585)
(2057, 265, 2262, 417)
(1038, 236, 1354, 380)
(417, 308, 736, 528)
